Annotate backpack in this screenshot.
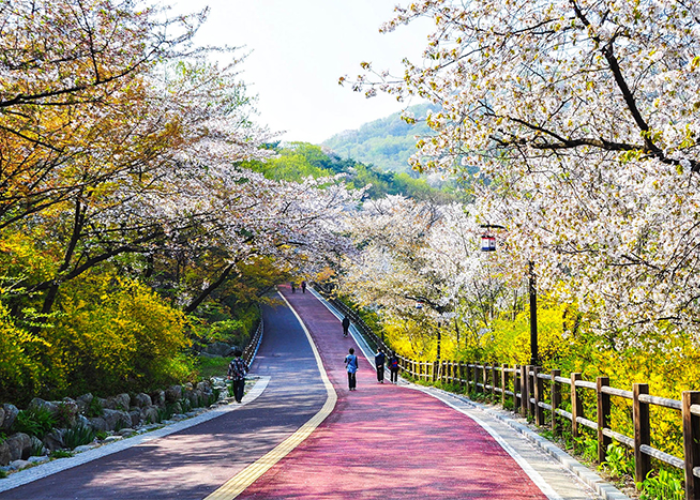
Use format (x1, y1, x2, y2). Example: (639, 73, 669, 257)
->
(390, 358, 399, 369)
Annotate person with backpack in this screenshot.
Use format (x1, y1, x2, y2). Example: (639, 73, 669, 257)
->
(389, 353, 400, 383)
(375, 349, 386, 383)
(227, 349, 249, 403)
(345, 347, 358, 391)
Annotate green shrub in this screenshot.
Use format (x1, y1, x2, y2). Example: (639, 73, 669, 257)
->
(639, 469, 684, 500)
(12, 407, 56, 440)
(49, 450, 73, 459)
(86, 397, 103, 418)
(63, 425, 96, 450)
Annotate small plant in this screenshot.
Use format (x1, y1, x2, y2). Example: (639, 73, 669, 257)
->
(86, 398, 103, 418)
(638, 469, 684, 500)
(600, 443, 634, 478)
(49, 450, 74, 459)
(63, 425, 96, 450)
(54, 402, 74, 428)
(12, 407, 57, 440)
(95, 431, 109, 441)
(0, 469, 7, 479)
(29, 439, 45, 457)
(575, 434, 598, 463)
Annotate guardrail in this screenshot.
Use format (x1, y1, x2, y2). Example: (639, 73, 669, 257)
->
(320, 290, 700, 499)
(242, 318, 263, 366)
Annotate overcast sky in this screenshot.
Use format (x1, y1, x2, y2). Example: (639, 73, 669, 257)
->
(175, 0, 431, 144)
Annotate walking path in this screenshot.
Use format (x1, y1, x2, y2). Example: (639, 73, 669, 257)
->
(0, 286, 628, 499)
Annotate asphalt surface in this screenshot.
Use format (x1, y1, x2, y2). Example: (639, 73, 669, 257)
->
(236, 288, 552, 500)
(0, 297, 327, 500)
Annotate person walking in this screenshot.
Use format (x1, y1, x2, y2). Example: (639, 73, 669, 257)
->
(375, 349, 386, 383)
(389, 353, 400, 383)
(345, 348, 358, 391)
(301, 280, 307, 293)
(227, 349, 249, 403)
(342, 315, 350, 337)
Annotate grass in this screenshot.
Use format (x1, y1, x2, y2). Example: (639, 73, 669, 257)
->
(196, 357, 231, 379)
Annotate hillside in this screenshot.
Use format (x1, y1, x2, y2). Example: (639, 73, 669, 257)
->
(322, 103, 439, 173)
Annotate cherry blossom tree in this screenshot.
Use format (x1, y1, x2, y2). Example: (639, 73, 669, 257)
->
(347, 0, 700, 347)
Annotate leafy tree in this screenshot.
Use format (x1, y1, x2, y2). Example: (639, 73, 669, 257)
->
(349, 0, 700, 345)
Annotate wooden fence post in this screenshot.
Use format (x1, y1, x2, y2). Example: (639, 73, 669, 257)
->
(502, 364, 509, 407)
(513, 365, 520, 411)
(492, 365, 498, 396)
(633, 383, 651, 487)
(682, 391, 700, 500)
(534, 366, 544, 426)
(571, 373, 582, 437)
(551, 369, 561, 436)
(520, 365, 528, 416)
(597, 376, 611, 463)
(459, 362, 465, 391)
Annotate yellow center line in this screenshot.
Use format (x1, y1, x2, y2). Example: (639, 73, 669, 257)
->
(204, 290, 337, 500)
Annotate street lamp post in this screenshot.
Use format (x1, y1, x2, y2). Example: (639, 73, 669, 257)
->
(480, 224, 539, 367)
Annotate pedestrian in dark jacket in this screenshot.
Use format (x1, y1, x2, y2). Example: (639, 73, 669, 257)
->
(342, 315, 350, 337)
(389, 353, 400, 383)
(375, 349, 386, 383)
(301, 280, 307, 293)
(227, 349, 248, 403)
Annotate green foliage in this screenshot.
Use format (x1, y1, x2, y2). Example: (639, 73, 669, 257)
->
(600, 443, 634, 478)
(638, 469, 684, 500)
(575, 434, 599, 463)
(49, 450, 73, 459)
(86, 397, 103, 418)
(63, 424, 96, 450)
(196, 357, 231, 379)
(12, 407, 56, 440)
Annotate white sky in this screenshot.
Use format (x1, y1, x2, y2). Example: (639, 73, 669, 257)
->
(175, 0, 431, 144)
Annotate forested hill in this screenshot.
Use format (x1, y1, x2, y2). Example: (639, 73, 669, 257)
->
(321, 103, 439, 173)
(238, 141, 459, 202)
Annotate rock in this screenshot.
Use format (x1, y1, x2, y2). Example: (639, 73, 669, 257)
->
(196, 380, 212, 393)
(29, 436, 46, 457)
(114, 394, 130, 411)
(117, 428, 135, 437)
(27, 455, 49, 465)
(10, 459, 30, 470)
(97, 397, 112, 410)
(55, 399, 79, 427)
(76, 414, 90, 428)
(42, 428, 65, 452)
(102, 409, 131, 431)
(6, 433, 32, 461)
(75, 394, 93, 414)
(171, 402, 182, 415)
(88, 417, 107, 433)
(203, 341, 232, 356)
(73, 444, 96, 453)
(133, 393, 152, 408)
(165, 385, 182, 403)
(128, 410, 141, 428)
(29, 398, 58, 414)
(1, 404, 18, 431)
(151, 390, 165, 407)
(0, 441, 11, 466)
(183, 382, 194, 391)
(140, 407, 159, 425)
(103, 436, 122, 443)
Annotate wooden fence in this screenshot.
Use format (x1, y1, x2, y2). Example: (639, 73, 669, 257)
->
(242, 318, 263, 365)
(324, 295, 700, 499)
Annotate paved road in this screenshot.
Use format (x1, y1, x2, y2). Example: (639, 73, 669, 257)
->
(0, 298, 327, 500)
(235, 287, 554, 500)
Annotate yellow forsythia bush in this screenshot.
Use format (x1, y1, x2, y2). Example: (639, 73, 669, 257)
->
(43, 271, 193, 397)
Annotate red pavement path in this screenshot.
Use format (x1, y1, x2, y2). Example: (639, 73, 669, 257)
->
(236, 286, 549, 500)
